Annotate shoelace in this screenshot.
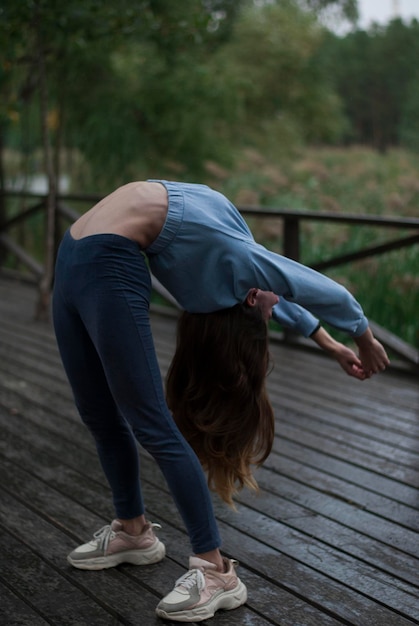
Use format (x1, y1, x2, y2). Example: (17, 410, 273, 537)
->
(92, 525, 115, 551)
(92, 521, 162, 552)
(175, 568, 206, 591)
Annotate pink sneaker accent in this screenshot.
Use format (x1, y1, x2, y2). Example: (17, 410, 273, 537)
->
(156, 556, 247, 622)
(67, 520, 165, 570)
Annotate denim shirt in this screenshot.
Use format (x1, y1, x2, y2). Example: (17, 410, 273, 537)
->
(146, 180, 368, 338)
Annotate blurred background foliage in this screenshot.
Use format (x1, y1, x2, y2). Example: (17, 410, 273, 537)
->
(1, 0, 419, 189)
(0, 0, 418, 345)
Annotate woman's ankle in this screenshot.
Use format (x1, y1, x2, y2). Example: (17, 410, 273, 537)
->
(117, 515, 146, 536)
(195, 549, 225, 572)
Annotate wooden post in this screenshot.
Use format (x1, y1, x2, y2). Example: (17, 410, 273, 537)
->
(34, 10, 57, 322)
(0, 129, 7, 266)
(283, 216, 300, 343)
(283, 216, 300, 261)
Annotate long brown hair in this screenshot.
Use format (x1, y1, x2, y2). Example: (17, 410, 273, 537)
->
(166, 303, 274, 506)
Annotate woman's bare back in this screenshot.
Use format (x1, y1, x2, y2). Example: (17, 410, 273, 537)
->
(70, 181, 168, 249)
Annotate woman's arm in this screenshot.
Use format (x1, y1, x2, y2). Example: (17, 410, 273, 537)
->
(252, 245, 370, 338)
(271, 299, 390, 379)
(250, 246, 390, 377)
(310, 326, 390, 380)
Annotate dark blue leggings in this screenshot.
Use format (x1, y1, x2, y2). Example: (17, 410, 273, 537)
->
(52, 230, 221, 554)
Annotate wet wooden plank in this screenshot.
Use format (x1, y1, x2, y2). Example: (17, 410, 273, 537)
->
(0, 275, 418, 626)
(0, 581, 50, 626)
(0, 524, 130, 626)
(0, 391, 417, 626)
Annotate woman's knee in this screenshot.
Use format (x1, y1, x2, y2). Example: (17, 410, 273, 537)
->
(133, 421, 191, 460)
(77, 404, 130, 439)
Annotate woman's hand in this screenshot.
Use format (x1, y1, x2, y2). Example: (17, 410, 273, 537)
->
(310, 326, 390, 380)
(331, 343, 369, 380)
(354, 327, 390, 377)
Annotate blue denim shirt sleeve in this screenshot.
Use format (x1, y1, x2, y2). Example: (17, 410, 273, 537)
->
(272, 299, 320, 337)
(250, 244, 369, 337)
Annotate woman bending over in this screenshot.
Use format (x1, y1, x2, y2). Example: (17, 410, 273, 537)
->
(53, 180, 389, 622)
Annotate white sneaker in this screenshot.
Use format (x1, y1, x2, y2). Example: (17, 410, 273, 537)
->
(67, 520, 165, 570)
(156, 556, 247, 622)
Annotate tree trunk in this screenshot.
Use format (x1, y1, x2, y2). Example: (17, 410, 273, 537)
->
(0, 126, 6, 266)
(34, 18, 57, 322)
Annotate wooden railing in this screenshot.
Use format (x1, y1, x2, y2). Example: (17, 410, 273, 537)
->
(1, 190, 418, 369)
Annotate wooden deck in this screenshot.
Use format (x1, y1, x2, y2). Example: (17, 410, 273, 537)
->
(0, 275, 418, 626)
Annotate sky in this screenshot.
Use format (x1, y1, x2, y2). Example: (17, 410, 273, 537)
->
(357, 0, 419, 28)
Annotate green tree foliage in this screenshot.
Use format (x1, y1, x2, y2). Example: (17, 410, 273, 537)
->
(213, 0, 346, 155)
(318, 18, 419, 152)
(4, 0, 419, 187)
(0, 0, 142, 177)
(67, 3, 244, 185)
(400, 80, 419, 152)
(0, 0, 245, 187)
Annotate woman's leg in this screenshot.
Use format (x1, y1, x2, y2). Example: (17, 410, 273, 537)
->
(53, 238, 166, 569)
(53, 285, 144, 520)
(86, 259, 221, 555)
(53, 233, 221, 555)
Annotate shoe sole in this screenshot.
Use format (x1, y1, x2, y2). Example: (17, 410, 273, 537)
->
(68, 539, 166, 570)
(155, 579, 247, 622)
